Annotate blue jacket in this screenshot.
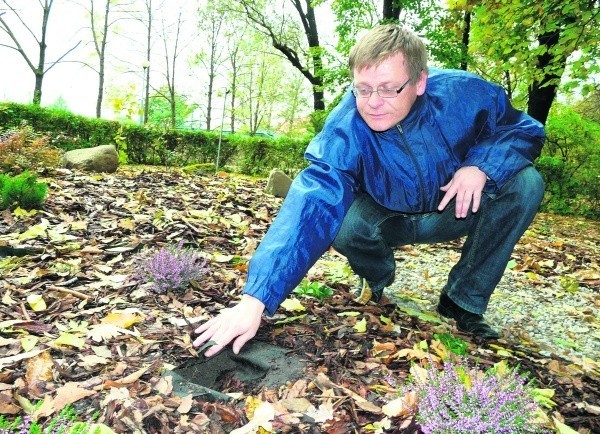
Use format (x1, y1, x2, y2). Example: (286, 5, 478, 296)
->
(243, 68, 545, 315)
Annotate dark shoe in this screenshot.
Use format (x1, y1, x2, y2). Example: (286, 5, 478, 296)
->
(437, 292, 500, 340)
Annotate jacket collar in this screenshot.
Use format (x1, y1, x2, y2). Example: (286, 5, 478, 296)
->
(397, 93, 427, 130)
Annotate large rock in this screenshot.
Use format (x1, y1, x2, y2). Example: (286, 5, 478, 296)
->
(265, 169, 293, 198)
(60, 144, 119, 173)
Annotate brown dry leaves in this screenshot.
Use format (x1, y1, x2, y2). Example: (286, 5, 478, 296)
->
(0, 167, 598, 433)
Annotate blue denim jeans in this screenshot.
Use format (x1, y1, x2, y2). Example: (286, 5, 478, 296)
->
(331, 166, 545, 314)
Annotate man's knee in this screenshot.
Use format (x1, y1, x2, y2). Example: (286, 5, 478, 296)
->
(517, 166, 544, 210)
(332, 215, 362, 253)
(502, 166, 545, 210)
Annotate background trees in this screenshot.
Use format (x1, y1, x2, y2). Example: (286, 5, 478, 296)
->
(0, 0, 598, 218)
(0, 0, 81, 105)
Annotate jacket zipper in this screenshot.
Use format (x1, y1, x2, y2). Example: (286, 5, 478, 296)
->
(396, 124, 427, 212)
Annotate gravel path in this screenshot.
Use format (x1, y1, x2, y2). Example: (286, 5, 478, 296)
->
(384, 242, 599, 364)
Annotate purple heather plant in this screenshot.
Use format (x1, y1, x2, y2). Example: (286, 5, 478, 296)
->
(404, 358, 546, 434)
(140, 240, 209, 294)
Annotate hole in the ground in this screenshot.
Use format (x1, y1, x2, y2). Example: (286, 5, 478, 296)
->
(165, 340, 306, 401)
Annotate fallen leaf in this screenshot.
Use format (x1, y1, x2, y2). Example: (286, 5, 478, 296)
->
(87, 324, 139, 343)
(101, 311, 144, 328)
(20, 336, 38, 352)
(552, 417, 579, 434)
(26, 294, 46, 312)
(33, 382, 96, 419)
(280, 298, 306, 312)
(25, 350, 54, 383)
(353, 317, 367, 333)
(54, 332, 86, 349)
(177, 394, 193, 414)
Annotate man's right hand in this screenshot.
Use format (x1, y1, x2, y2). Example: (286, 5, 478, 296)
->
(193, 294, 265, 357)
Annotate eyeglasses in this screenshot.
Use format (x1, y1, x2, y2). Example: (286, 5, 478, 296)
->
(352, 78, 411, 98)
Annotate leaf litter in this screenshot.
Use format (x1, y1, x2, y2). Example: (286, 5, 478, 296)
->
(0, 167, 598, 433)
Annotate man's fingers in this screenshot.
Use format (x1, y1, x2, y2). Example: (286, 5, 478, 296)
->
(204, 342, 225, 358)
(472, 190, 482, 213)
(232, 330, 255, 354)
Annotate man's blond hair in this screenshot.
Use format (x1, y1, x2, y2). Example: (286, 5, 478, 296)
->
(349, 24, 428, 83)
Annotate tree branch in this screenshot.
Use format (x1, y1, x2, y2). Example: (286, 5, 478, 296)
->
(44, 40, 82, 73)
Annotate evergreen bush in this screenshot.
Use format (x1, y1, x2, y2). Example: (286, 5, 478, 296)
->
(0, 171, 48, 210)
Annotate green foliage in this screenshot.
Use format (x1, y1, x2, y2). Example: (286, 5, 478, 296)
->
(235, 134, 309, 177)
(294, 279, 333, 301)
(0, 171, 48, 210)
(536, 104, 600, 219)
(469, 0, 598, 103)
(0, 102, 121, 152)
(0, 403, 98, 433)
(433, 333, 468, 356)
(0, 124, 62, 174)
(0, 101, 310, 175)
(147, 90, 196, 129)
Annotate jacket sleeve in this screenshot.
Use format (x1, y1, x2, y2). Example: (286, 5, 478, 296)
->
(462, 82, 545, 191)
(241, 99, 360, 316)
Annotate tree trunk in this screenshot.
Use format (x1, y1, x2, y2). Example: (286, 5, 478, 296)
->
(527, 31, 564, 125)
(33, 72, 43, 105)
(460, 11, 471, 71)
(382, 0, 401, 20)
(33, 0, 52, 105)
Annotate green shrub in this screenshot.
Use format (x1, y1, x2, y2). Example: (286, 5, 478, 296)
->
(0, 403, 100, 433)
(0, 171, 48, 210)
(294, 279, 333, 301)
(538, 105, 600, 220)
(0, 125, 62, 174)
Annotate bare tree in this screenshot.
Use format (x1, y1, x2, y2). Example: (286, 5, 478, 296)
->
(138, 0, 155, 124)
(154, 5, 194, 128)
(83, 0, 135, 118)
(224, 23, 246, 132)
(234, 0, 325, 111)
(0, 0, 81, 105)
(196, 0, 226, 130)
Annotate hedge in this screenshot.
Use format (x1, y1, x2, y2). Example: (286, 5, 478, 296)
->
(0, 102, 310, 176)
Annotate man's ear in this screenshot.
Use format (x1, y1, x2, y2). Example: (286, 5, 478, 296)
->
(416, 69, 428, 96)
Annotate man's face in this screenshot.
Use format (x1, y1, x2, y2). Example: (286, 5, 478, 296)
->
(353, 52, 427, 132)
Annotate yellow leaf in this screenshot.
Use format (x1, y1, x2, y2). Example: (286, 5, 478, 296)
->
(353, 317, 367, 333)
(212, 252, 234, 263)
(101, 312, 143, 329)
(280, 298, 306, 312)
(552, 417, 579, 434)
(118, 219, 136, 230)
(492, 359, 510, 376)
(379, 315, 392, 324)
(47, 229, 78, 242)
(13, 207, 37, 218)
(533, 388, 557, 408)
(2, 289, 16, 305)
(337, 311, 360, 317)
(70, 220, 88, 231)
(18, 219, 49, 240)
(21, 336, 38, 352)
(409, 364, 429, 385)
(54, 332, 86, 349)
(27, 294, 46, 312)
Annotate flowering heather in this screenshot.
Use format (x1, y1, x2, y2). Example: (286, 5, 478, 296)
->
(404, 359, 545, 434)
(140, 241, 209, 294)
